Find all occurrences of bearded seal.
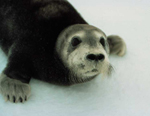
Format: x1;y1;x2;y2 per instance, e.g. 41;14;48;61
0;0;126;103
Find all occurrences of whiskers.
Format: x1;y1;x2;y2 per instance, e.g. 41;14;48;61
100;62;114;78
68;61;114;84
108;64;114;76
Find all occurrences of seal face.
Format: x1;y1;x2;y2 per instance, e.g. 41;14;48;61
56;24;112;83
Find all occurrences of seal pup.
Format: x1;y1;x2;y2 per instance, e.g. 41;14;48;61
0;0;126;103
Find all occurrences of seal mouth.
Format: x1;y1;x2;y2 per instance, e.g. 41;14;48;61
91;69;98;72
85;69;98;74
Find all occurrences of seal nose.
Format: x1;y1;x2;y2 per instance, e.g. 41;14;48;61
86;54;105;61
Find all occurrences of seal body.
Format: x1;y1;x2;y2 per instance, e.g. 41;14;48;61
0;0;126;103
0;0;88;85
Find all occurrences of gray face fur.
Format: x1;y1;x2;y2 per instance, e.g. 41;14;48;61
56;24;112;83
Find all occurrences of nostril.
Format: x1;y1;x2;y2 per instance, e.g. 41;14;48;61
87;54;96;61
97;54;105;61
87;54;105;61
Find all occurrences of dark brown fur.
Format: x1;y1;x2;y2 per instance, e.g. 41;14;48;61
0;0;87;85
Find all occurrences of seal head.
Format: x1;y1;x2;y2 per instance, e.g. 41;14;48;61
55;24;112;84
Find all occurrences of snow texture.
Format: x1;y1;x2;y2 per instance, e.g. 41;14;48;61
0;0;150;116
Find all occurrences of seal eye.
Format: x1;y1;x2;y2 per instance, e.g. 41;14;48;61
100;37;105;47
71;37;81;47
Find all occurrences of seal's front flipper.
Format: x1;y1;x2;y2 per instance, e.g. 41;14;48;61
107;35;126;56
0;73;31;103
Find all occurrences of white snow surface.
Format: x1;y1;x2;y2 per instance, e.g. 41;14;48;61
0;0;150;116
